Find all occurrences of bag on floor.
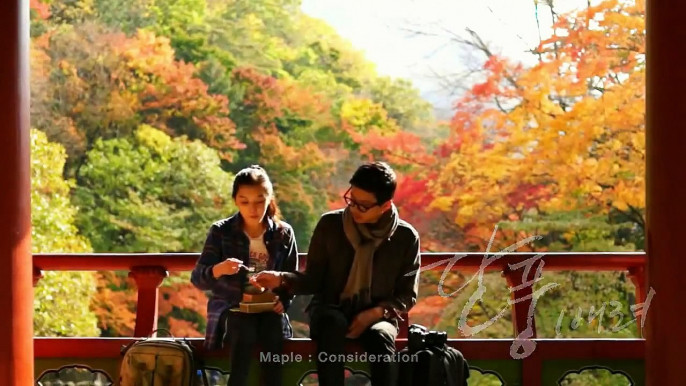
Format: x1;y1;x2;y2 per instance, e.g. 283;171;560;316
397;324;470;386
118;329;210;386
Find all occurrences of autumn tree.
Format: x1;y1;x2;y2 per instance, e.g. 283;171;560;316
227;67;336;248
117;29;244;159
426;0;645;240
31;22;243;177
353;0;645;350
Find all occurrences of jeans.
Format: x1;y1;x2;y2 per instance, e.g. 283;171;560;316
224;312;284;386
309;305;398;386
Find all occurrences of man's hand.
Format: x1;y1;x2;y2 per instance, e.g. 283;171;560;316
346;307;383;339
273;296;284;314
212;258;248;278
249;270;283;290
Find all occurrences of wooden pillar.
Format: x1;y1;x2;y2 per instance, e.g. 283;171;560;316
129;267;168;337
0;0;33;384
645;0;686;384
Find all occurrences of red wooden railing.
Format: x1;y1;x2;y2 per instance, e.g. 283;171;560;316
32;252;647;386
32;252;647;339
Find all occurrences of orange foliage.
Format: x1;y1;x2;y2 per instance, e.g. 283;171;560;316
30;0;50;20
168;318;204;338
409;295;452;327
159;283;208;319
31;25;244;165
115;30;244;160
230;67;337;213
91;272;137;336
92;273;210;338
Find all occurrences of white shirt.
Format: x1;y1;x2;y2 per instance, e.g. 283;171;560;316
246;231;269;272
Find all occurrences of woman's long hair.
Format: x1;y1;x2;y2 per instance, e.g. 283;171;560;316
231;165;282;222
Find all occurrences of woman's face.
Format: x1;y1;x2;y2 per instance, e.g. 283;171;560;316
234;184;270;226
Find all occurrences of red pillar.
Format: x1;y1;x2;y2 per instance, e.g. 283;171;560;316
645;0;686;384
0;0;33;384
129;267;168;337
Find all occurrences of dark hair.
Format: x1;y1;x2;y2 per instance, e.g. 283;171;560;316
231;165;281;222
349;161;397;204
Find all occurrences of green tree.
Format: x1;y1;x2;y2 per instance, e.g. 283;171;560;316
74;125;237;253
31;128;100;337
362;76;434;132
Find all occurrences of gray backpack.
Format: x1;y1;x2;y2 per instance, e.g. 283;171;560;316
119;329;209;386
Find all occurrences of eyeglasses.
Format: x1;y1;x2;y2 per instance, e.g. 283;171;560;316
343;188;378;213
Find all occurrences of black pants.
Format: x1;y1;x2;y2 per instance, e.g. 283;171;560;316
309;305;398;386
225;312;284;386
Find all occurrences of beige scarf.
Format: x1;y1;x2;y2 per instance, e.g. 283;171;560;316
340;203;399;308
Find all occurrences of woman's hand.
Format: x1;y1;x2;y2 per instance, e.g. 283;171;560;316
212;258;248;278
273;296;284;314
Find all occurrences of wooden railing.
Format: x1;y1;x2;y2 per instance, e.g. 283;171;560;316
32;252;648;386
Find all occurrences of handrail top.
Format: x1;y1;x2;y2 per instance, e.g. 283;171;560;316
32;336;646;342
33;251;647;257
32;251;646;273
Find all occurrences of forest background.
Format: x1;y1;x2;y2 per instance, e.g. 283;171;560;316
29;0;645;372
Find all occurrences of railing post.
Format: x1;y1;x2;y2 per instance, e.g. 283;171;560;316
129;266;168;337
521;346;542;386
0;0;33;384
503;264;539;339
397;312;409;339
627;266;646;338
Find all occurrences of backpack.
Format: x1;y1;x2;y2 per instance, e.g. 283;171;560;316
397;324;470;386
119;329;210;386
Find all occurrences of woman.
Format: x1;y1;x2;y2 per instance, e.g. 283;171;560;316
191;165;299;386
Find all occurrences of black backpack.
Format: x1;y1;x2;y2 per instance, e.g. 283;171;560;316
397;324;470;386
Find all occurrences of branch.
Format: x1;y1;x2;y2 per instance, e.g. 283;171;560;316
627;204;646;230
493;96;509;113
485;5;530;52
613;206;644;230
426;66;479;98
533;1;544;62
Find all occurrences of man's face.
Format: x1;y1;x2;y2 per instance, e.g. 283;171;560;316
344;186;390;224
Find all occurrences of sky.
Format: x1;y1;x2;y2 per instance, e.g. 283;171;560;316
300;0;590;118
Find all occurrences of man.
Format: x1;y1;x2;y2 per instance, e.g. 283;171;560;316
251;161;421;386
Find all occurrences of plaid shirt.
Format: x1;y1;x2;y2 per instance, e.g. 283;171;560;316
190;213;299;350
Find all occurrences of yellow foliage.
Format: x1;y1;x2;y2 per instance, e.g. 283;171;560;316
340;97;399;134
427;0;645;231
30;129;100;337
429;196;456;212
